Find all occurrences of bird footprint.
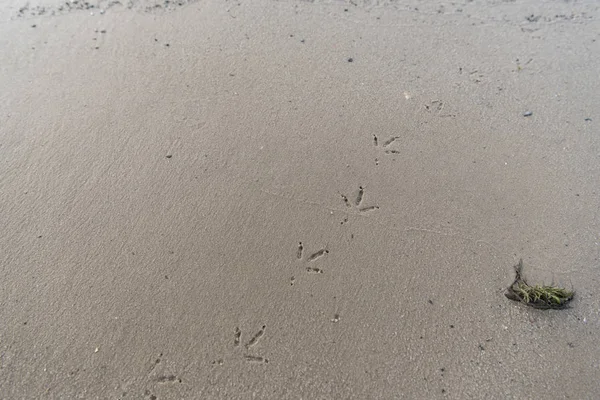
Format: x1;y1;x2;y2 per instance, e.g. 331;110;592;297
340;186;379;213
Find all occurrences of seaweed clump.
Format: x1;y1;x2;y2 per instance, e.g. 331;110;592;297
505;259;574;310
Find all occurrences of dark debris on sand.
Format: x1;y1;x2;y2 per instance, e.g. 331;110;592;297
505;259;574;310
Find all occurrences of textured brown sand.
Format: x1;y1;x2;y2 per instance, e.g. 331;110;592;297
1;0;599;398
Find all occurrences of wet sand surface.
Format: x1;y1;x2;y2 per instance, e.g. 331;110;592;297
1;0;599;398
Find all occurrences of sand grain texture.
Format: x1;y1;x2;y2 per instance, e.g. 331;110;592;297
1;0;599;398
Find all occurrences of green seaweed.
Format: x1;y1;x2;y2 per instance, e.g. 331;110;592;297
505;259;574;310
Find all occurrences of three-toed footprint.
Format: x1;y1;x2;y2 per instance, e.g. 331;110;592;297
211;325;269;366
340;186;379;213
372;134;401;155
295;242;328;274
236;325;268;364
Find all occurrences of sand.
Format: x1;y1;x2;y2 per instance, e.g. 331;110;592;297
1;0;599;398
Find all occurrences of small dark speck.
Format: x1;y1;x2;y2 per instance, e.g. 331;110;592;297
37;235;42;238
100;30;106;33
450;325;454;328
154;38;158;42
575;193;580;196
300;39;305;43
95;47;99;50
442;389;446;394
428;299;433;305
344;8;348;11
479;344;485;351
347;57;354;62
165;275;169;279
584;118;592;122
23;321;28;325
567;342;575;348
31;24;37;28
419;336;423;339
165;43;170;47
289;34;294;37
150;396;157;400
523;111;533;117
440;368;445;372
166;155;172;158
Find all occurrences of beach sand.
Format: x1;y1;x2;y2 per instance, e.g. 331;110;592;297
1;0;599;398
